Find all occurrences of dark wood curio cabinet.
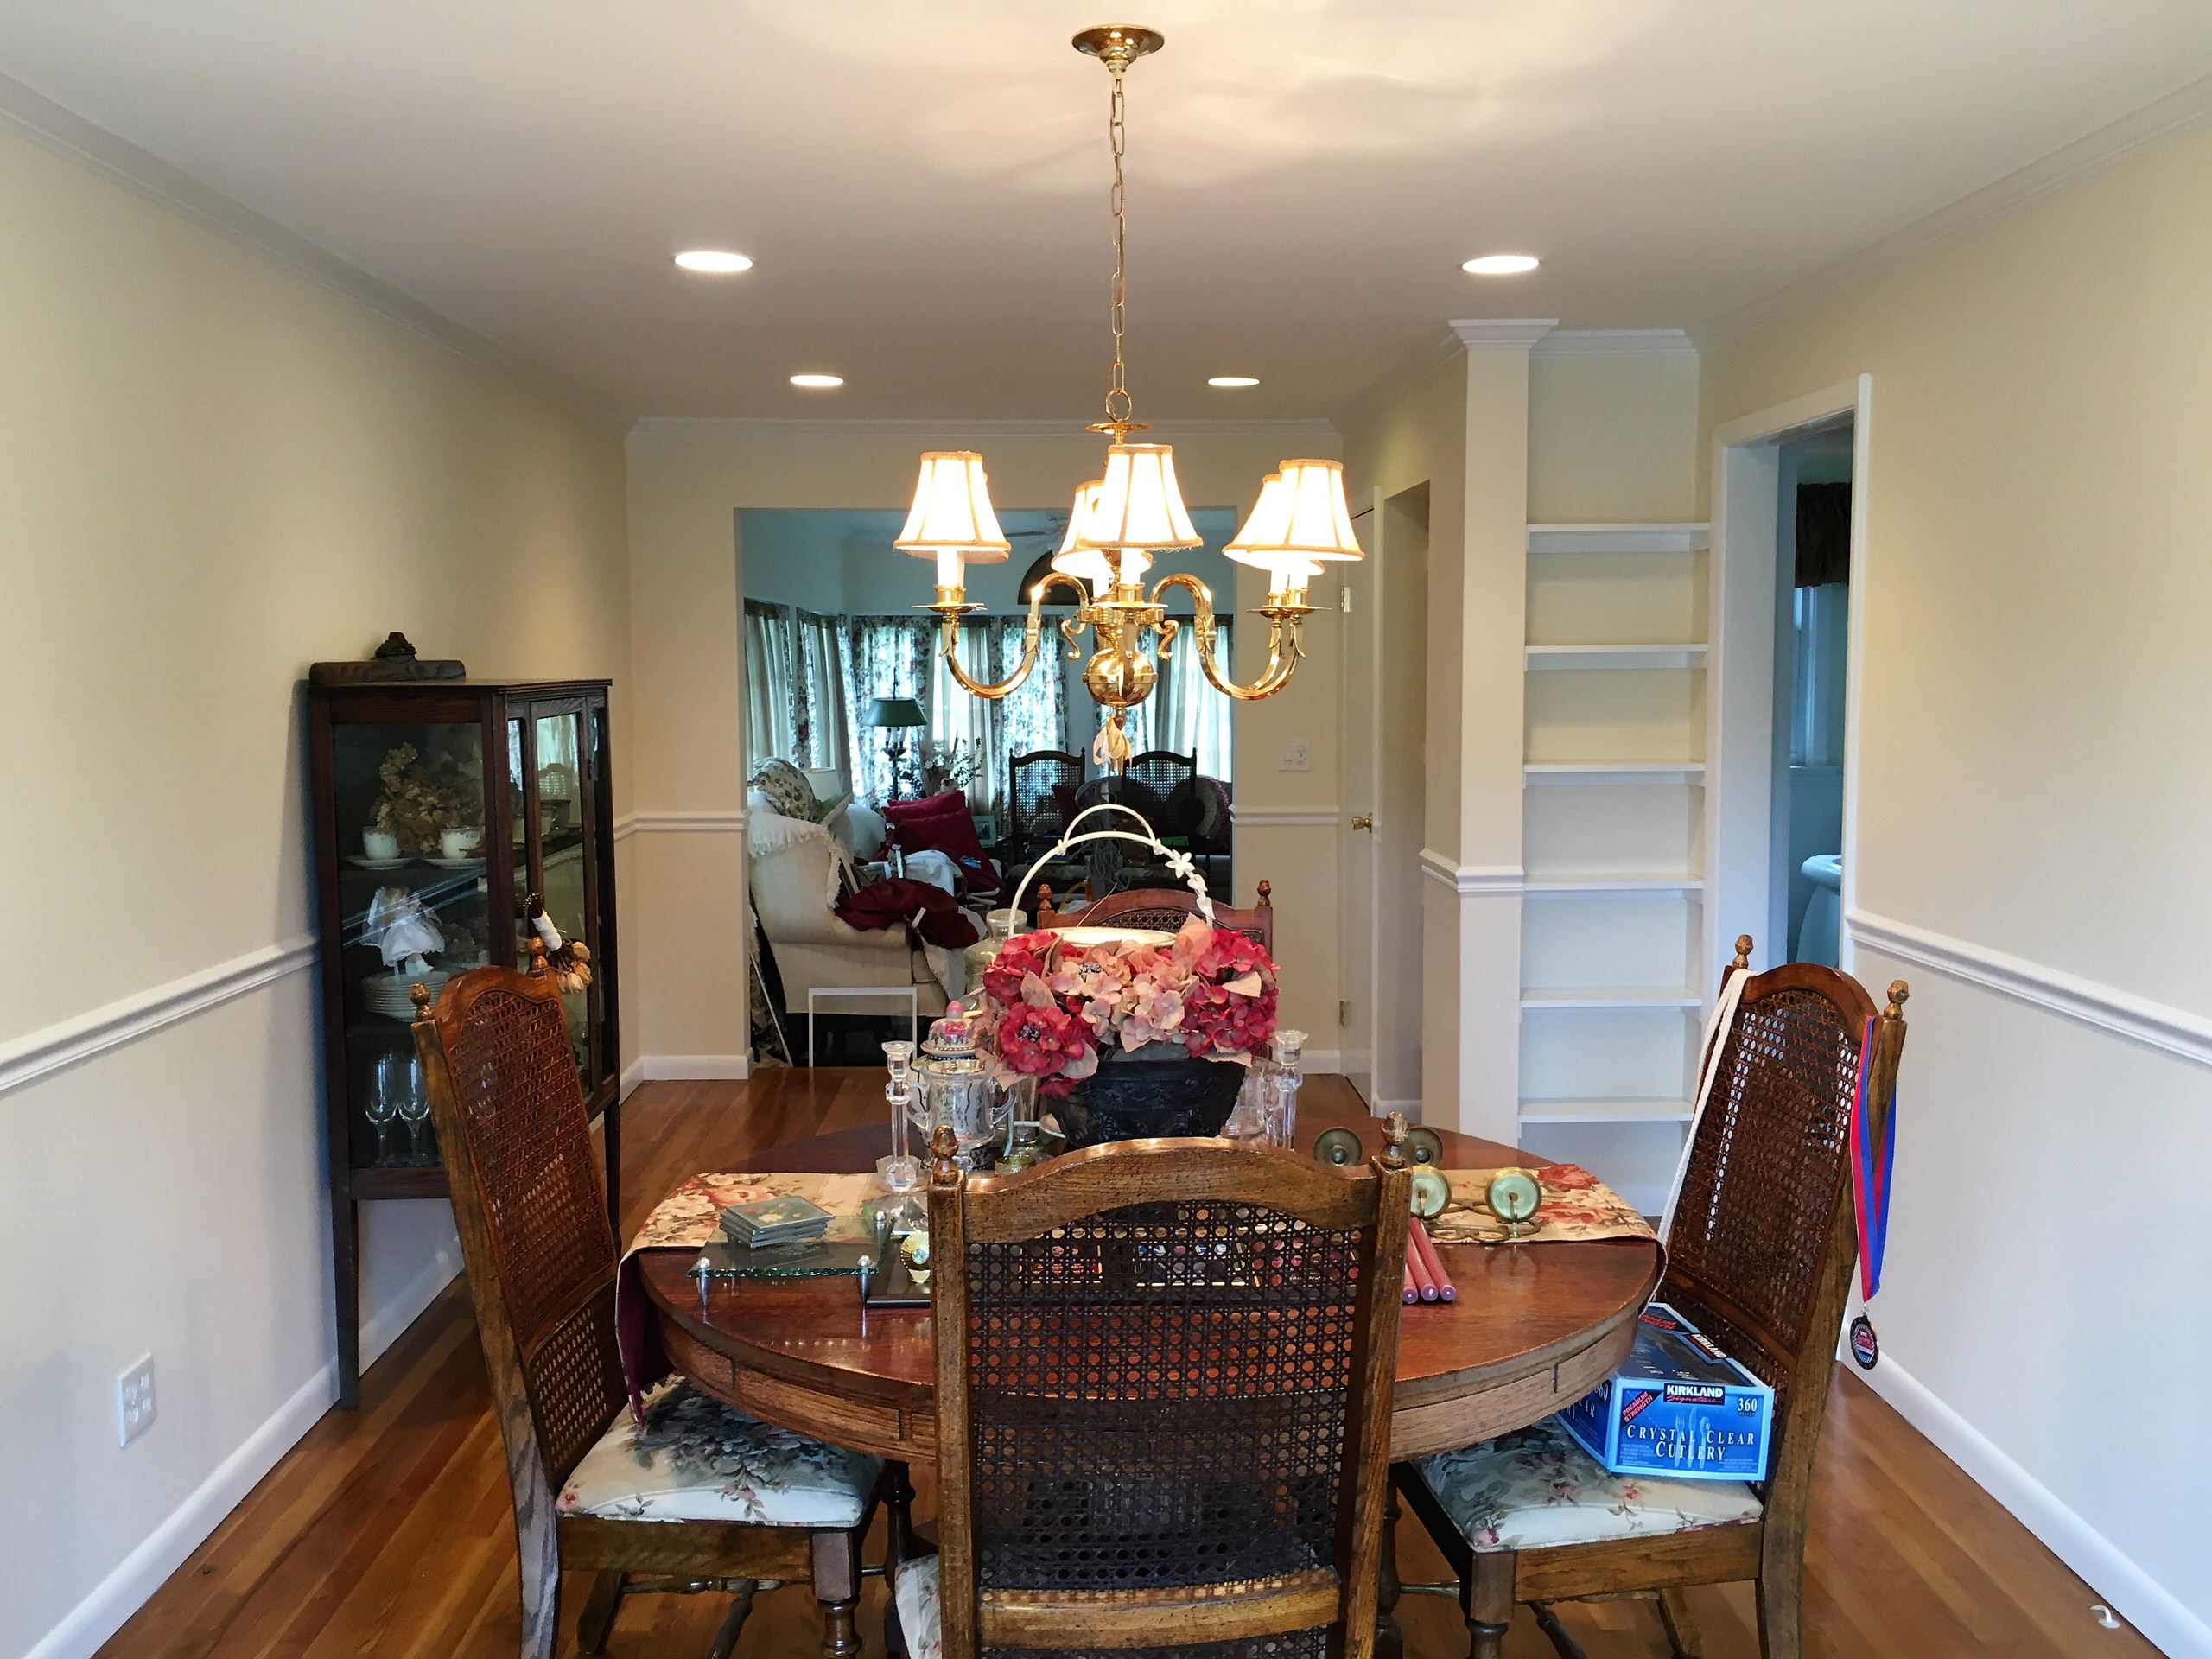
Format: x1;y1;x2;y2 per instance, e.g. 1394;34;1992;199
307;662;619;1407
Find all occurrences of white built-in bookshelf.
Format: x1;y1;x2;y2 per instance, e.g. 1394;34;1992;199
1518;522;1710;1212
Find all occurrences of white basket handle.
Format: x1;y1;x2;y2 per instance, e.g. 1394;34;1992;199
1013;801;1216;926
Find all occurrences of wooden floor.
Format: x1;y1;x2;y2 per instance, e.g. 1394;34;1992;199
98;1071;2158;1659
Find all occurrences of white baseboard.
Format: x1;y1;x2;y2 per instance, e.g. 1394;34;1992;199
1300;1048;1343;1074
619;1058;645;1098
27;1243;462;1659
1866;1356;2209;1659
639;1054;751;1082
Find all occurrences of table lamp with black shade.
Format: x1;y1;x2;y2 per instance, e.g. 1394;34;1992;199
866;696;928;801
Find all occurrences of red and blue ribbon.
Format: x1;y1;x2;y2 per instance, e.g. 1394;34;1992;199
1847;1014;1895;1300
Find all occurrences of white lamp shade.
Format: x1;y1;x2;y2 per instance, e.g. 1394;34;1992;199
1224;473;1321;588
1076;443;1202;552
1234;459;1363;563
1050;480;1116;590
895;451;1012;563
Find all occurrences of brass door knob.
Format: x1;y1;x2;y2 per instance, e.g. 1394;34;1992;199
1351;814;1375;832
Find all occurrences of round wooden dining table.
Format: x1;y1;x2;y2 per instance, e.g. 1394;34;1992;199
640;1103;1662;1464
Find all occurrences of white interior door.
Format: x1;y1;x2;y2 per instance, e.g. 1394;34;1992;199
1336;499;1382;1106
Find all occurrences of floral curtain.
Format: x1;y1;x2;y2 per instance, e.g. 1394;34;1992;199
744;601;849;779
742;600;798;774
840;616;937;803
1115;619;1232;779
930;619;1066;821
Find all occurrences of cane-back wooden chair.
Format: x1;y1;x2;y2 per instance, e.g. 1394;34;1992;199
411;956;883;1659
893;1124;1414;1659
1007;748;1087;852
1124;747;1198;798
1396;940;1910;1659
1040;880;1274;954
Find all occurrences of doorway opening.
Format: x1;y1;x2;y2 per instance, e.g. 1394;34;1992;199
1338;482;1429;1113
1772;424;1853;966
1707;376;1869;983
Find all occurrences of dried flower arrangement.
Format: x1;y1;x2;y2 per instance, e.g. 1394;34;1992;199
369;742;482;852
973;916;1278;1095
891;737;978;800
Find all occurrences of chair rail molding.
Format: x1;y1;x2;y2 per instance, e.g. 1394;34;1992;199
0;934;319;1101
1417;850;1525;895
1848;908;2212;1070
620;810;747;838
1236;806;1341;829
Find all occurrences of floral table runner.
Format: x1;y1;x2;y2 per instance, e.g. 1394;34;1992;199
616;1172;882;1420
1427;1165;1655;1247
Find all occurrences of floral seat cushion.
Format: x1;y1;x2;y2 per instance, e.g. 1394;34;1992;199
556;1379;880;1528
1414;1415;1762;1552
892;1554;942;1659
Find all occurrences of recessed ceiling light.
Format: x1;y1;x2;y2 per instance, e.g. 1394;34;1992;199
1462;253;1540;276
1208;376;1260;388
790;373;844;389
674;249;754;273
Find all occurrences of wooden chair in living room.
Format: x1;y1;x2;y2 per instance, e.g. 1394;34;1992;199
1395;941;1910;1659
889;1122;1414;1659
411;952;884;1659
1039;879;1274;952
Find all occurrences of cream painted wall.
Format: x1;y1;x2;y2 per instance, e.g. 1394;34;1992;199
1700;127;2212;1655
623;422;1347;1064
1528;349;1701;524
0;126;630;1659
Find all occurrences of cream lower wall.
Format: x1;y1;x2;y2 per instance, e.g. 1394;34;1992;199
623;423;1347;1063
1701;127;2212;1655
0;126;630;1659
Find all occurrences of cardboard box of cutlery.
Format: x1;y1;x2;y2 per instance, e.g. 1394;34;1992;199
1559;1301;1773;1482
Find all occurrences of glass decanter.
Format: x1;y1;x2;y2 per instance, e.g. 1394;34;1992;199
962;906;1024;999
1260;1028;1310;1148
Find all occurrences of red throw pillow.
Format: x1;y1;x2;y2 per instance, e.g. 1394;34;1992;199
882;791;994;874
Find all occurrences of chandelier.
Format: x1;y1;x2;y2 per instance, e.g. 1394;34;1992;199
893;24;1363;770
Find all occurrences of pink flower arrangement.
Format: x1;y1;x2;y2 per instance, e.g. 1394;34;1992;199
973;916;1280;1095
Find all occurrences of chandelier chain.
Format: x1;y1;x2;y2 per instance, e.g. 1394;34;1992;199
1104;64;1132;427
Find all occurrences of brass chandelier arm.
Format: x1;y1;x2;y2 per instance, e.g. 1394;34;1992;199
931;572;1095;700
1148;573;1306;702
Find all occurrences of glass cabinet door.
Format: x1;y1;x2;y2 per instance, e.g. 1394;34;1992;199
330;718;491;1168
509;699;608;1096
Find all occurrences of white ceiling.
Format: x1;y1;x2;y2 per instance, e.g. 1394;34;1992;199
1;1;2207;419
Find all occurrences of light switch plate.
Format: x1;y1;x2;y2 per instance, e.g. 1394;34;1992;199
1279;741;1311;772
117;1355;156;1446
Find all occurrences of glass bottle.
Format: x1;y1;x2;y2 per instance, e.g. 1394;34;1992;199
1262;1028;1310;1148
962;906;1025;1001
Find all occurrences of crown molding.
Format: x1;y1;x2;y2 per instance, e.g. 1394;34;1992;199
1705;71;2212;347
1534;329;1697;358
627;416;1339;442
0;71;620;426
1448;319;1559;350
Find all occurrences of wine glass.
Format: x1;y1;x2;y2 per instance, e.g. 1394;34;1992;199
364;1052;401;1164
393;1052;433;1164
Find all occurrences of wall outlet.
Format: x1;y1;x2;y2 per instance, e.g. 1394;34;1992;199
1279;741;1311;772
117;1355;156;1447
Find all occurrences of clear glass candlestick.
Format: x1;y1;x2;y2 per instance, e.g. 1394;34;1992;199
1262;1028;1308;1147
877;1039;925;1234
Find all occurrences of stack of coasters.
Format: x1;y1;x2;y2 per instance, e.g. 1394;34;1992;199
720;1193;833;1250
1560;1301;1774;1482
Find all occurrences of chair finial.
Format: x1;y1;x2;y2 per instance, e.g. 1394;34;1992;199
409;982;432;1016
1732;934;1754;972
1378;1110;1408;1171
929;1122;963;1187
1885;980;1910;1019
1257;879;1272;909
